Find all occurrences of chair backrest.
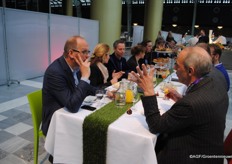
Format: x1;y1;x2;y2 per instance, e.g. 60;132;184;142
27;90;42;132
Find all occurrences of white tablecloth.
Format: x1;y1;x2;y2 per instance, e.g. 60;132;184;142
45;79;186;164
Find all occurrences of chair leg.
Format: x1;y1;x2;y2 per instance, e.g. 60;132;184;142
34;134;39;164
40;153;49;164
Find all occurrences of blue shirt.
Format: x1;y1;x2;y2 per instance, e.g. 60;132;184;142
215;63;230;91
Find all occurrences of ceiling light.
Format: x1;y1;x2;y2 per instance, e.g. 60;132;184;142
217;26;223;29
194;25;199;28
172;24;177;27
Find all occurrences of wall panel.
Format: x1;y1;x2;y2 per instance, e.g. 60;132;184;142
0;8;99;85
0;8;7;85
5;8;49;81
50;14;80;62
79;18;99;53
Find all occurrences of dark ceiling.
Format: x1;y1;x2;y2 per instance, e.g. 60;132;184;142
2;0;232;36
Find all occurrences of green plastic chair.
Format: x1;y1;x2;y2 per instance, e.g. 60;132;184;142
27;89;45;164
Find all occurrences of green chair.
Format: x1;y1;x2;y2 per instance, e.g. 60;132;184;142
27;89;45;164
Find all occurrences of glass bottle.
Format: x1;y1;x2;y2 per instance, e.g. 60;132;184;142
115;81;126;106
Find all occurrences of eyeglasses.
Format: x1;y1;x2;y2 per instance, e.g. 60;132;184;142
72;49;90;55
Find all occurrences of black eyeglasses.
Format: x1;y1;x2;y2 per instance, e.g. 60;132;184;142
72;49;90;55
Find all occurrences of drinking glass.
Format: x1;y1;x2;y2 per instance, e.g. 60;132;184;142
162;82;176;100
153;69;157;87
96;90;104;100
131;83;139;110
161;69;168;80
95;89;104;107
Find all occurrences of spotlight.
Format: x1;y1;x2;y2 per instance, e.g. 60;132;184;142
172;24;177;27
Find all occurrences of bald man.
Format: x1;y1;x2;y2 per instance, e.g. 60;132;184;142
130;47;228;164
42;36;96;136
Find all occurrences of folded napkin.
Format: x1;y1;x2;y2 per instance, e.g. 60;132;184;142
171;72;179;81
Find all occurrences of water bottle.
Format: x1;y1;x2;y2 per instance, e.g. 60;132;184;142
115;81;126;106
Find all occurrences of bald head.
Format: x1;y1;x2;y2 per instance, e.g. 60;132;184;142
62;35;90;69
63;36;87;56
180;47;212;78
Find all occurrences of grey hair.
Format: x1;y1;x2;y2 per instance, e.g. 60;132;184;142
183;47;212;78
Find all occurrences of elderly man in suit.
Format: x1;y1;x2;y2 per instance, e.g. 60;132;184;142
129;47;228;164
42;36;96;137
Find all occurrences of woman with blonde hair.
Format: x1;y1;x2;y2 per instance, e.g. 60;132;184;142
89;43;124;88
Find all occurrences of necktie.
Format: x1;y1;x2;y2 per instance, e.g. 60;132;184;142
73;70;79;86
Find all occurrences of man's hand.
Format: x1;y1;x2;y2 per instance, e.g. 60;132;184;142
129;64;155;96
73;54;91;79
166;88;183;102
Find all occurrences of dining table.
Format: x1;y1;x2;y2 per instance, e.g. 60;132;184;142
44;73;187;164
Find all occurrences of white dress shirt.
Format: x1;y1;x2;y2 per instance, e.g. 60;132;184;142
187;36;199;46
213;35;227;45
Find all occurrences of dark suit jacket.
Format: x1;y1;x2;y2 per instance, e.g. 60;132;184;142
89;63;111;89
139;52;152;65
42;56;96;136
141;76;228;164
127;55;139;73
209;66;228;92
105;53;129;81
198;35;209;43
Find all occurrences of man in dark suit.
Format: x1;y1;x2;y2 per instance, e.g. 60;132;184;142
129;47;228;164
42;36;96;136
198;29;209;43
106;39;130;81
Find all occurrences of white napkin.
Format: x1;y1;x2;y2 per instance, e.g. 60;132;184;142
171;72;178;81
83;96;97;105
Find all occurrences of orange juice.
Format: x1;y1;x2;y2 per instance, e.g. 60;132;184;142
125;89;134;103
161;73;167;79
164;88;169;95
163;88;170;100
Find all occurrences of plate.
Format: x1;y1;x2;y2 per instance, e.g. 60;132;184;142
155;50;173;54
153;58;169;64
84;96;97;104
155;48;172;53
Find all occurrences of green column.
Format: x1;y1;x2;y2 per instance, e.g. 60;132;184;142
63;0;73;16
143;0;164;43
90;0;122;49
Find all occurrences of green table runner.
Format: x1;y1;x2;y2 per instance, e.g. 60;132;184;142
82;75;168;164
83;102;132;164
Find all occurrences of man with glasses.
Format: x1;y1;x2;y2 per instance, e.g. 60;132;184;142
42;35;96;138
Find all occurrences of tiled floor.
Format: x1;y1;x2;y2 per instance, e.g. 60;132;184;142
0;72;232;164
0;76;50;164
